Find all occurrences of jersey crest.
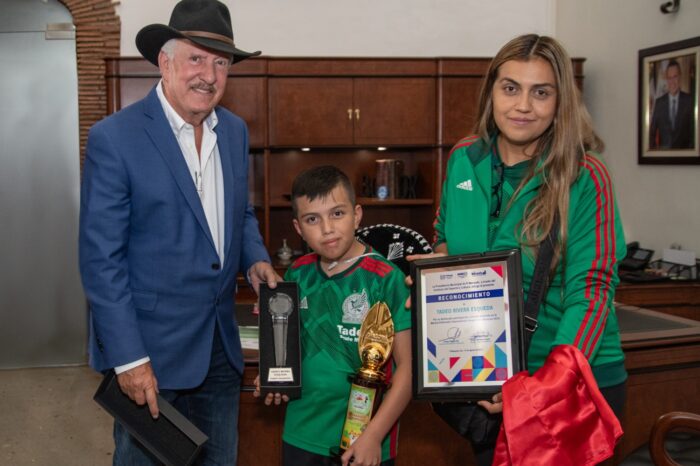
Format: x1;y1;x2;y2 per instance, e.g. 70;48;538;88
342;289;370;324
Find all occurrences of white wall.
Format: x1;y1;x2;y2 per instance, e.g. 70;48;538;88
117;0;554;57
556;0;700;259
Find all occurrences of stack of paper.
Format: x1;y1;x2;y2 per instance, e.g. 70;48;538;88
239;326;259;350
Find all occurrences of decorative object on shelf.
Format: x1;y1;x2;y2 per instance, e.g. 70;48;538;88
277;238;293;265
638;36;700;164
375;159;403;200
399;175;418;199
356;223;433;275
360;175;376;198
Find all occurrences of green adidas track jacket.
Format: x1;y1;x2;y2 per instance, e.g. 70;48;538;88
434;136;627;387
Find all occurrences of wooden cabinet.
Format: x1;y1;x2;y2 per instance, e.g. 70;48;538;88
268;59;436;147
616;281;700;321
269;78;354;147
438;59;490;147
259;147;438;255
218;59;268;149
262;58;440;253
352;77;435;146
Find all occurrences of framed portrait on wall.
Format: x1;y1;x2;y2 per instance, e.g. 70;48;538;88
638;36;699;164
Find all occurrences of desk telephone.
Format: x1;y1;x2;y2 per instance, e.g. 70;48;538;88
620;242;654;271
619;242;670;283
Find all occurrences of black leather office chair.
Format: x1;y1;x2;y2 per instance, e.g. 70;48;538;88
621;411;700;466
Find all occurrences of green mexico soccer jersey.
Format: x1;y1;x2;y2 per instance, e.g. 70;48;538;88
282;249;411;460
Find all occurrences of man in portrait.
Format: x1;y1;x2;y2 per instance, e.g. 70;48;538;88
649;59;695;150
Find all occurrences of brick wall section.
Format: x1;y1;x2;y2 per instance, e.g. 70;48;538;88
59;0;120;168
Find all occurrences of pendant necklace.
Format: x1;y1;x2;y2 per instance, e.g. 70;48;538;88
327;252;382;271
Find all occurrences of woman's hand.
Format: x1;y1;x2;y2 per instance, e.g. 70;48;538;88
252;375;289;405
403;251;447;308
477;392;503;414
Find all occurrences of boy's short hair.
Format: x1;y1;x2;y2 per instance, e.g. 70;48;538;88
291;165;356;217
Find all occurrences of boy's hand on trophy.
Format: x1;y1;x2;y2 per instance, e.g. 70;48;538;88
253;375;289;406
341;430;382;466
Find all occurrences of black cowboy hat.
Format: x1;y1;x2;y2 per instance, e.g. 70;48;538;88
135;0;261;66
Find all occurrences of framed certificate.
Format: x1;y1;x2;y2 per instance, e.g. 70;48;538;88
410;249;525;401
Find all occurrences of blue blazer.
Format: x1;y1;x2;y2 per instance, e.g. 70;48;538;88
79;88;269;389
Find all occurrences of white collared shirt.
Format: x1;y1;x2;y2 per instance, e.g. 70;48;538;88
156;81;225;265
114;83;227;375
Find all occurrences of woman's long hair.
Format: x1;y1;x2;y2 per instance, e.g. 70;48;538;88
475;34;604;262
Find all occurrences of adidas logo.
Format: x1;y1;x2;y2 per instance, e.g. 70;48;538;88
456;180;473;191
300;296;308;309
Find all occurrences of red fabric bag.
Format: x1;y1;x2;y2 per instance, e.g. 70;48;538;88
493;345;623;466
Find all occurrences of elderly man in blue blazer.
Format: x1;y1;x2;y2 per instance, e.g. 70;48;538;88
79;1;277;464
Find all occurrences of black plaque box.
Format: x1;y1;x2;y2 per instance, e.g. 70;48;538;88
259;281;302;399
94;371;208;466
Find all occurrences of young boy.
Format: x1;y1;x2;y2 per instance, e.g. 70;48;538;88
255;165;412;466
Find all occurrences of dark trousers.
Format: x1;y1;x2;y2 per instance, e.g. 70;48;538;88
472;381;627;466
282;441;396;466
113;327;242;466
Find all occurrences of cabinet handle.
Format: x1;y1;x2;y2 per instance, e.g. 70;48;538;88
347;108;353;120
355;108;360;120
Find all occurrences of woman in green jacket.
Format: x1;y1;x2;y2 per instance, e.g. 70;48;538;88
429;34;627;465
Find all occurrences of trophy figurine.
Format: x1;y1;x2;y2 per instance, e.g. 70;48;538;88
268;292;294;367
339;302;395;451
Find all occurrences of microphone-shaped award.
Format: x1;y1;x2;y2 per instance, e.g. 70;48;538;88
259;282;301;399
339;302;394;451
269;292;293;367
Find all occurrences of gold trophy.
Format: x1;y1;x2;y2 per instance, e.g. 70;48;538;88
339;302;395;451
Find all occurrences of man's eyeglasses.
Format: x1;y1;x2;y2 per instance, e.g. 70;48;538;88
491;161;505;217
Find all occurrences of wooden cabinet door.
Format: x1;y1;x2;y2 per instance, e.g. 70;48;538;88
269;77;354;146
116;77;158;111
440;76;482;146
353;77;436;146
220;77;267;149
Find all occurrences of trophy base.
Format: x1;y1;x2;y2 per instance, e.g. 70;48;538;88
339;376;385;451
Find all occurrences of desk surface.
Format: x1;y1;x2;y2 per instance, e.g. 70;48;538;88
616;303;700;348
